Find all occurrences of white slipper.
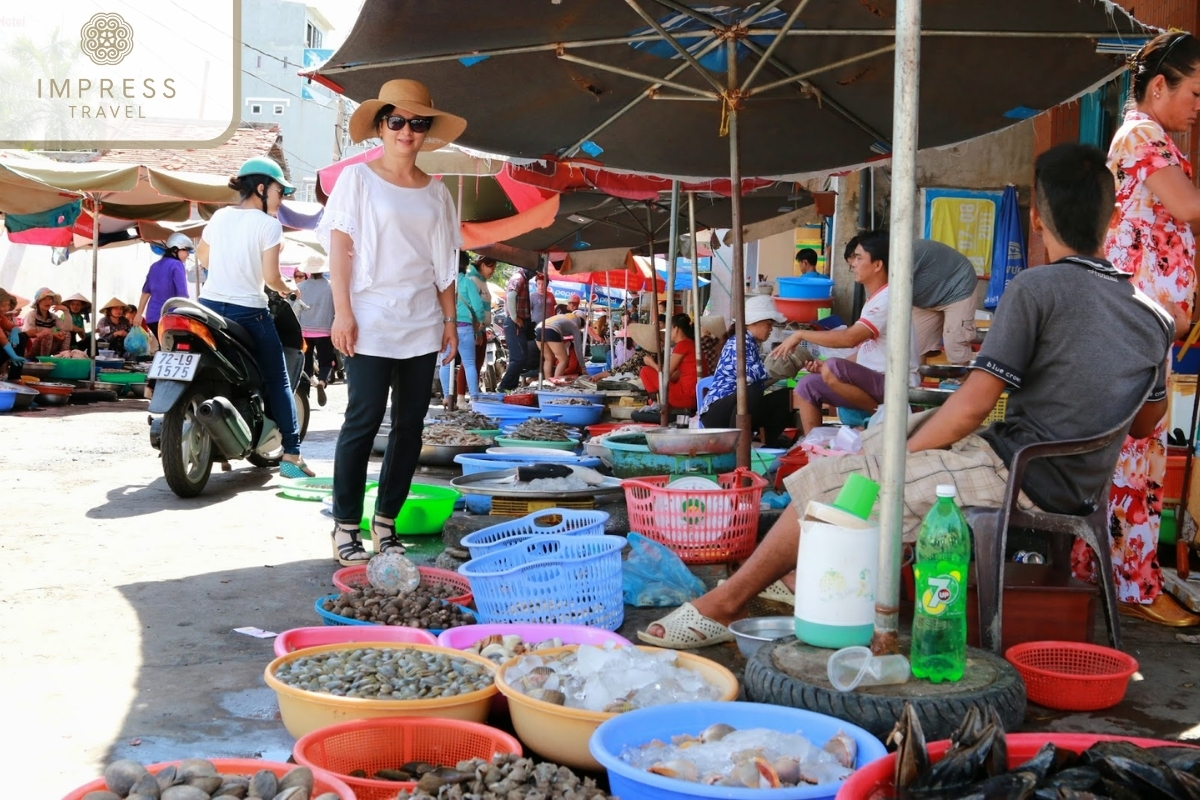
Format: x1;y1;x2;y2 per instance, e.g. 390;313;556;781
637;602;734;649
758;580;795;605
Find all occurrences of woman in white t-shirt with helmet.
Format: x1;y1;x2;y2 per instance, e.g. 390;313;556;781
197;156;313;479
317;79;464;566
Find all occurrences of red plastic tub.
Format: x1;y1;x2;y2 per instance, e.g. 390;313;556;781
836;733;1194;799
62;758;356;800
332;565;473;606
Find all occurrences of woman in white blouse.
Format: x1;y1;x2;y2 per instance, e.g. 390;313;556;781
317;80;465;566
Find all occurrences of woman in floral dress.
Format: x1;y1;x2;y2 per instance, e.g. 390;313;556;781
1071;32;1200;626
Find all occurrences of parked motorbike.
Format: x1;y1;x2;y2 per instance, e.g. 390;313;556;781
147;294;310;498
480;319;508;393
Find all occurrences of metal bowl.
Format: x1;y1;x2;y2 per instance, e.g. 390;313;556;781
0;381;38;409
36;390;71;407
643;427;741;456
419;442;490;467
21;362;55;379
908;387;957;407
728;616;796;659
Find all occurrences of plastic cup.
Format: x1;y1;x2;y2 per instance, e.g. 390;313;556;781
832;473;880;520
827;646;911;692
817;307;832;319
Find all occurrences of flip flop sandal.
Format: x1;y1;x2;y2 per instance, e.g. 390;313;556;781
637;602;733;649
757;580;795;605
280;456;315;479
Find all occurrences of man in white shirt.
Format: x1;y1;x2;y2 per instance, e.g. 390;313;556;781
771;230;918;433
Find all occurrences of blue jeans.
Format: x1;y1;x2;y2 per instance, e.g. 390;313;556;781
499;316;530;390
438;322;479;398
332;351;437;524
199;299;300;454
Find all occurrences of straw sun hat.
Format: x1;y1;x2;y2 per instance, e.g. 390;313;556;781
624;322;660;354
100;297;127;313
348;79;467;149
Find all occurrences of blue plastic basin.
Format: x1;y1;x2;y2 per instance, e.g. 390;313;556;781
777;275;834;300
589;701;888;800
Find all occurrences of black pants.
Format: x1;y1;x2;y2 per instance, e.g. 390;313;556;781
700;384;795;446
332;351;437;525
303;335;337;384
499;316;532;390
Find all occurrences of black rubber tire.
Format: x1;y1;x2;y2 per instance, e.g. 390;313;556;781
743;640;1027;742
160;386;214;498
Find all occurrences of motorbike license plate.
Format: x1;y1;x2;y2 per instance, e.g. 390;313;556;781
148;352;200;382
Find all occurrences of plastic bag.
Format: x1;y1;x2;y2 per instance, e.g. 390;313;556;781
125;326;150;357
621;532;707;607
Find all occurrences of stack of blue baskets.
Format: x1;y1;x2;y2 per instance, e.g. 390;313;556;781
458;508;625;630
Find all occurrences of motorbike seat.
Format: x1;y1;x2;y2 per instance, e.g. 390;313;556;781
161;297;258;354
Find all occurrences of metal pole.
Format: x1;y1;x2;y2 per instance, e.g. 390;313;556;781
662;180;681;426
727;40;750;469
688;192;702;387
89;195;100;384
538;254;548;389
872;0;921;657
647;205;662;411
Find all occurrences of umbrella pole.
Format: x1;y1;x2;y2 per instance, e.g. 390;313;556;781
662;180;681;426
726;41;751;469
688;191;701;388
538;254;548;389
872;0;921;657
90;195;100;384
646;205;662;410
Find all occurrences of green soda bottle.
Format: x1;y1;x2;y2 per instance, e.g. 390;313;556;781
911;484;971;683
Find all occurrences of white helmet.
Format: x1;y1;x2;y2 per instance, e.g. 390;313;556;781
165;232;194;251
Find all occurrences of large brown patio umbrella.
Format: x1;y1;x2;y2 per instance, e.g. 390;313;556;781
311;0;1151;647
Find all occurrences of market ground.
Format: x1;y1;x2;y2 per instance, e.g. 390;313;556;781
7;390;1200;797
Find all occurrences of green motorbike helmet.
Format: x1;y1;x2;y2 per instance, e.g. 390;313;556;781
237;156;295;196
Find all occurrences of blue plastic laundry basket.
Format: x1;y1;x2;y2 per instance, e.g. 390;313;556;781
458;535;625;629
460;508;610;559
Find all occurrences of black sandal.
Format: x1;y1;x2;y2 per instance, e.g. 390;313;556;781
372;514;406;555
331;523;369;566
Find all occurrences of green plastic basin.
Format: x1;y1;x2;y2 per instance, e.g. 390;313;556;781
39;357;91;380
358;483;461;537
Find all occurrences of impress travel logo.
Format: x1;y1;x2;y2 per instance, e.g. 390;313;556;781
0;1;240;148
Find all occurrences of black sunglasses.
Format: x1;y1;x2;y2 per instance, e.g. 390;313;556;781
384;115;434;133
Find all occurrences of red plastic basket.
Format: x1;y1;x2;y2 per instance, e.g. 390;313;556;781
1005;641;1138;711
623;468;768;564
62;759;356;800
292;717;522;800
332;565;473;606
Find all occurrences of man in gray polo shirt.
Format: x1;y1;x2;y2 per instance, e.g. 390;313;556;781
912;239;980;364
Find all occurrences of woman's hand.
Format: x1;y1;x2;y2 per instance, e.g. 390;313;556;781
441;321;458;365
131;313;142;328
770;333;801;360
332;313;359;358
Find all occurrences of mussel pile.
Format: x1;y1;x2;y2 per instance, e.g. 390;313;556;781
322;587;475;629
510;419;574;442
883;703;1200;799
273;647;492;700
86;760;337;800
395;754;613;799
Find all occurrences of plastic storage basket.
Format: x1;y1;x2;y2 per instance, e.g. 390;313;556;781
332;565;473;605
293;717;522;800
460;508;610;560
624;469;768;564
1004;641;1138;711
314;594;475;633
458;535;625;629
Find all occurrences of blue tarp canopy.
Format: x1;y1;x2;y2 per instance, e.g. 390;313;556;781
655;267;710;291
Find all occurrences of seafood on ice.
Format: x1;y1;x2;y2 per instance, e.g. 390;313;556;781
622;725;858;788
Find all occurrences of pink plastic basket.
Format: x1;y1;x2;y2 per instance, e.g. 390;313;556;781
623;469;768;564
273;625;437;658
332;565;473;606
436;622;632;650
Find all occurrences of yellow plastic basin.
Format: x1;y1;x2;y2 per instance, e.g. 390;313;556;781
264;642;498;738
494;644;739;771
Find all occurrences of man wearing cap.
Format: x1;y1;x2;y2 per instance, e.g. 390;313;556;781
772;230;919;434
500;267;533;390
